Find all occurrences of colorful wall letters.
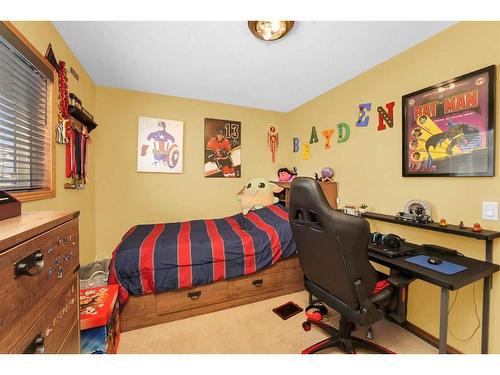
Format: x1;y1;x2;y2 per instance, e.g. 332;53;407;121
356;103;372;127
322;129;334;149
309;126;319;144
337;123;350;143
377;101;395;131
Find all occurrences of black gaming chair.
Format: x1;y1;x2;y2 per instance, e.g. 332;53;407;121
289;177;411;354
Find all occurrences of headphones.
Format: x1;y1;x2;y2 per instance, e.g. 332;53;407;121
305;304;328;321
371;232;404;249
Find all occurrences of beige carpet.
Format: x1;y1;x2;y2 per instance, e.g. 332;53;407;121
118;291;437;354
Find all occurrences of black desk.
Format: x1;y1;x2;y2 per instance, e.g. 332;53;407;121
368;243;499;354
363;211;500;354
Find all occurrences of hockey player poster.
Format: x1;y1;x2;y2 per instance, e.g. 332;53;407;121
402;65;495;177
204;118;241;178
137;116;183;173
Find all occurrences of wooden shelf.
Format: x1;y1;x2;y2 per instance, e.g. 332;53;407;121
68;105;98;132
363;211;500;241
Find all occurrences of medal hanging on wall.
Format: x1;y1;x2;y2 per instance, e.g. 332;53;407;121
57;60;90;190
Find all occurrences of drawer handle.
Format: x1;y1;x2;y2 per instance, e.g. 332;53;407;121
187;291;202;300
252;279;264;287
14;250;44;278
23;334;45;354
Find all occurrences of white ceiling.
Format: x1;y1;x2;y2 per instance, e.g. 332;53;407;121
53;21;454;112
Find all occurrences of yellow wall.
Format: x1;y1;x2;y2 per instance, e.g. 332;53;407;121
9;21;500;353
286;22;500;353
93;87;290;258
10;22;97;264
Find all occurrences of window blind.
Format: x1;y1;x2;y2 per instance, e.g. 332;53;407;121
0;34;50;192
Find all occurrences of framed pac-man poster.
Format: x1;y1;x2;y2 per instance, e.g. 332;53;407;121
402;65;495;177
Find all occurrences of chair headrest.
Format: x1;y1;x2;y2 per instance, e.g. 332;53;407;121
290;177;330;211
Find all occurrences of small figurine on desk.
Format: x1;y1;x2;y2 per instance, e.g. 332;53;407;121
359;204;368;214
439;218;447;227
459;221;466;229
472;223;483;233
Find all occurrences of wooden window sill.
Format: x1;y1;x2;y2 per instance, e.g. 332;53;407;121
11;189;55;203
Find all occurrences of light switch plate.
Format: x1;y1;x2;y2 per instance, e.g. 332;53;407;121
482;202;498;221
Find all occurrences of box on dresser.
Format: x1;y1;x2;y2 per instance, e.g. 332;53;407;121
0;211;80;354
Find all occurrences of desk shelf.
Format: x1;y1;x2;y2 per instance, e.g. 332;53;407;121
362;211;500;241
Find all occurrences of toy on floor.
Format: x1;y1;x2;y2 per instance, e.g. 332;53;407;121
237;178;283;215
277;167;297;182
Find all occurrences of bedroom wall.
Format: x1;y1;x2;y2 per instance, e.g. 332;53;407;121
11;21;97;264
286;22;500;353
93;86;290;258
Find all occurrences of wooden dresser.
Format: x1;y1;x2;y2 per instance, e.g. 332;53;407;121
0;211;80;354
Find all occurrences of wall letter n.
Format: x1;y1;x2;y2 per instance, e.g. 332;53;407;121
377;101;395;131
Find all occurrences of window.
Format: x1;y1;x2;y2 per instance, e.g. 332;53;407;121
0;22;55;201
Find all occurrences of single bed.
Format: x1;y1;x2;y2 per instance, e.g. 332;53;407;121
109;203;297;305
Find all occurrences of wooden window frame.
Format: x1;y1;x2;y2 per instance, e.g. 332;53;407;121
0;21;56;202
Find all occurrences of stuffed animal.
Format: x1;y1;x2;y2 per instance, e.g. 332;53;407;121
237;178;284;215
277;167;297;182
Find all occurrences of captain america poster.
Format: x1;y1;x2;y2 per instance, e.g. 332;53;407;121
402;66;495;177
204;118;241;178
137;116;183;173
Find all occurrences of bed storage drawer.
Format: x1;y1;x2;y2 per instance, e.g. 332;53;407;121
0;218;79;352
228;271;284;299
9;274;79;354
284;256;304;289
156;281;229;315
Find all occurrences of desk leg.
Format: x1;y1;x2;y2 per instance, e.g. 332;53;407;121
439;288;449;354
481;240;493;354
481;277;490;354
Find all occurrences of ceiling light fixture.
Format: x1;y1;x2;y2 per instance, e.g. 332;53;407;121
248;21;295;41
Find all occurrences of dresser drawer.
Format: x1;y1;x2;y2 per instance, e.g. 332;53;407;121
10;275;79;354
0;219;79;352
228;271;284;299
57;321;80;354
156;281;228;315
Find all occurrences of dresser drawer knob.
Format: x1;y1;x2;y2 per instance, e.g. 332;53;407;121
14;250;44;278
187;291;202;300
23;334;45;354
252;279;264;287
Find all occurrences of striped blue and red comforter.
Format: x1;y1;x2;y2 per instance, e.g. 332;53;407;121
109;204;296;304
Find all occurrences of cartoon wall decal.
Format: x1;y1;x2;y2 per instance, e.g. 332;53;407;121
377;101;395;131
309;126;319;144
303;143;311;160
322;129;334;149
337;123;350;143
138;117;184;173
267;126;279;163
293;137;300;152
356;103;372;127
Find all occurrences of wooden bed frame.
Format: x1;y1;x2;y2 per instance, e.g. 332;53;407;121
120;256;305;332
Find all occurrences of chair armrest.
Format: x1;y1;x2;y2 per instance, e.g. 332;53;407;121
387;273;414;288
